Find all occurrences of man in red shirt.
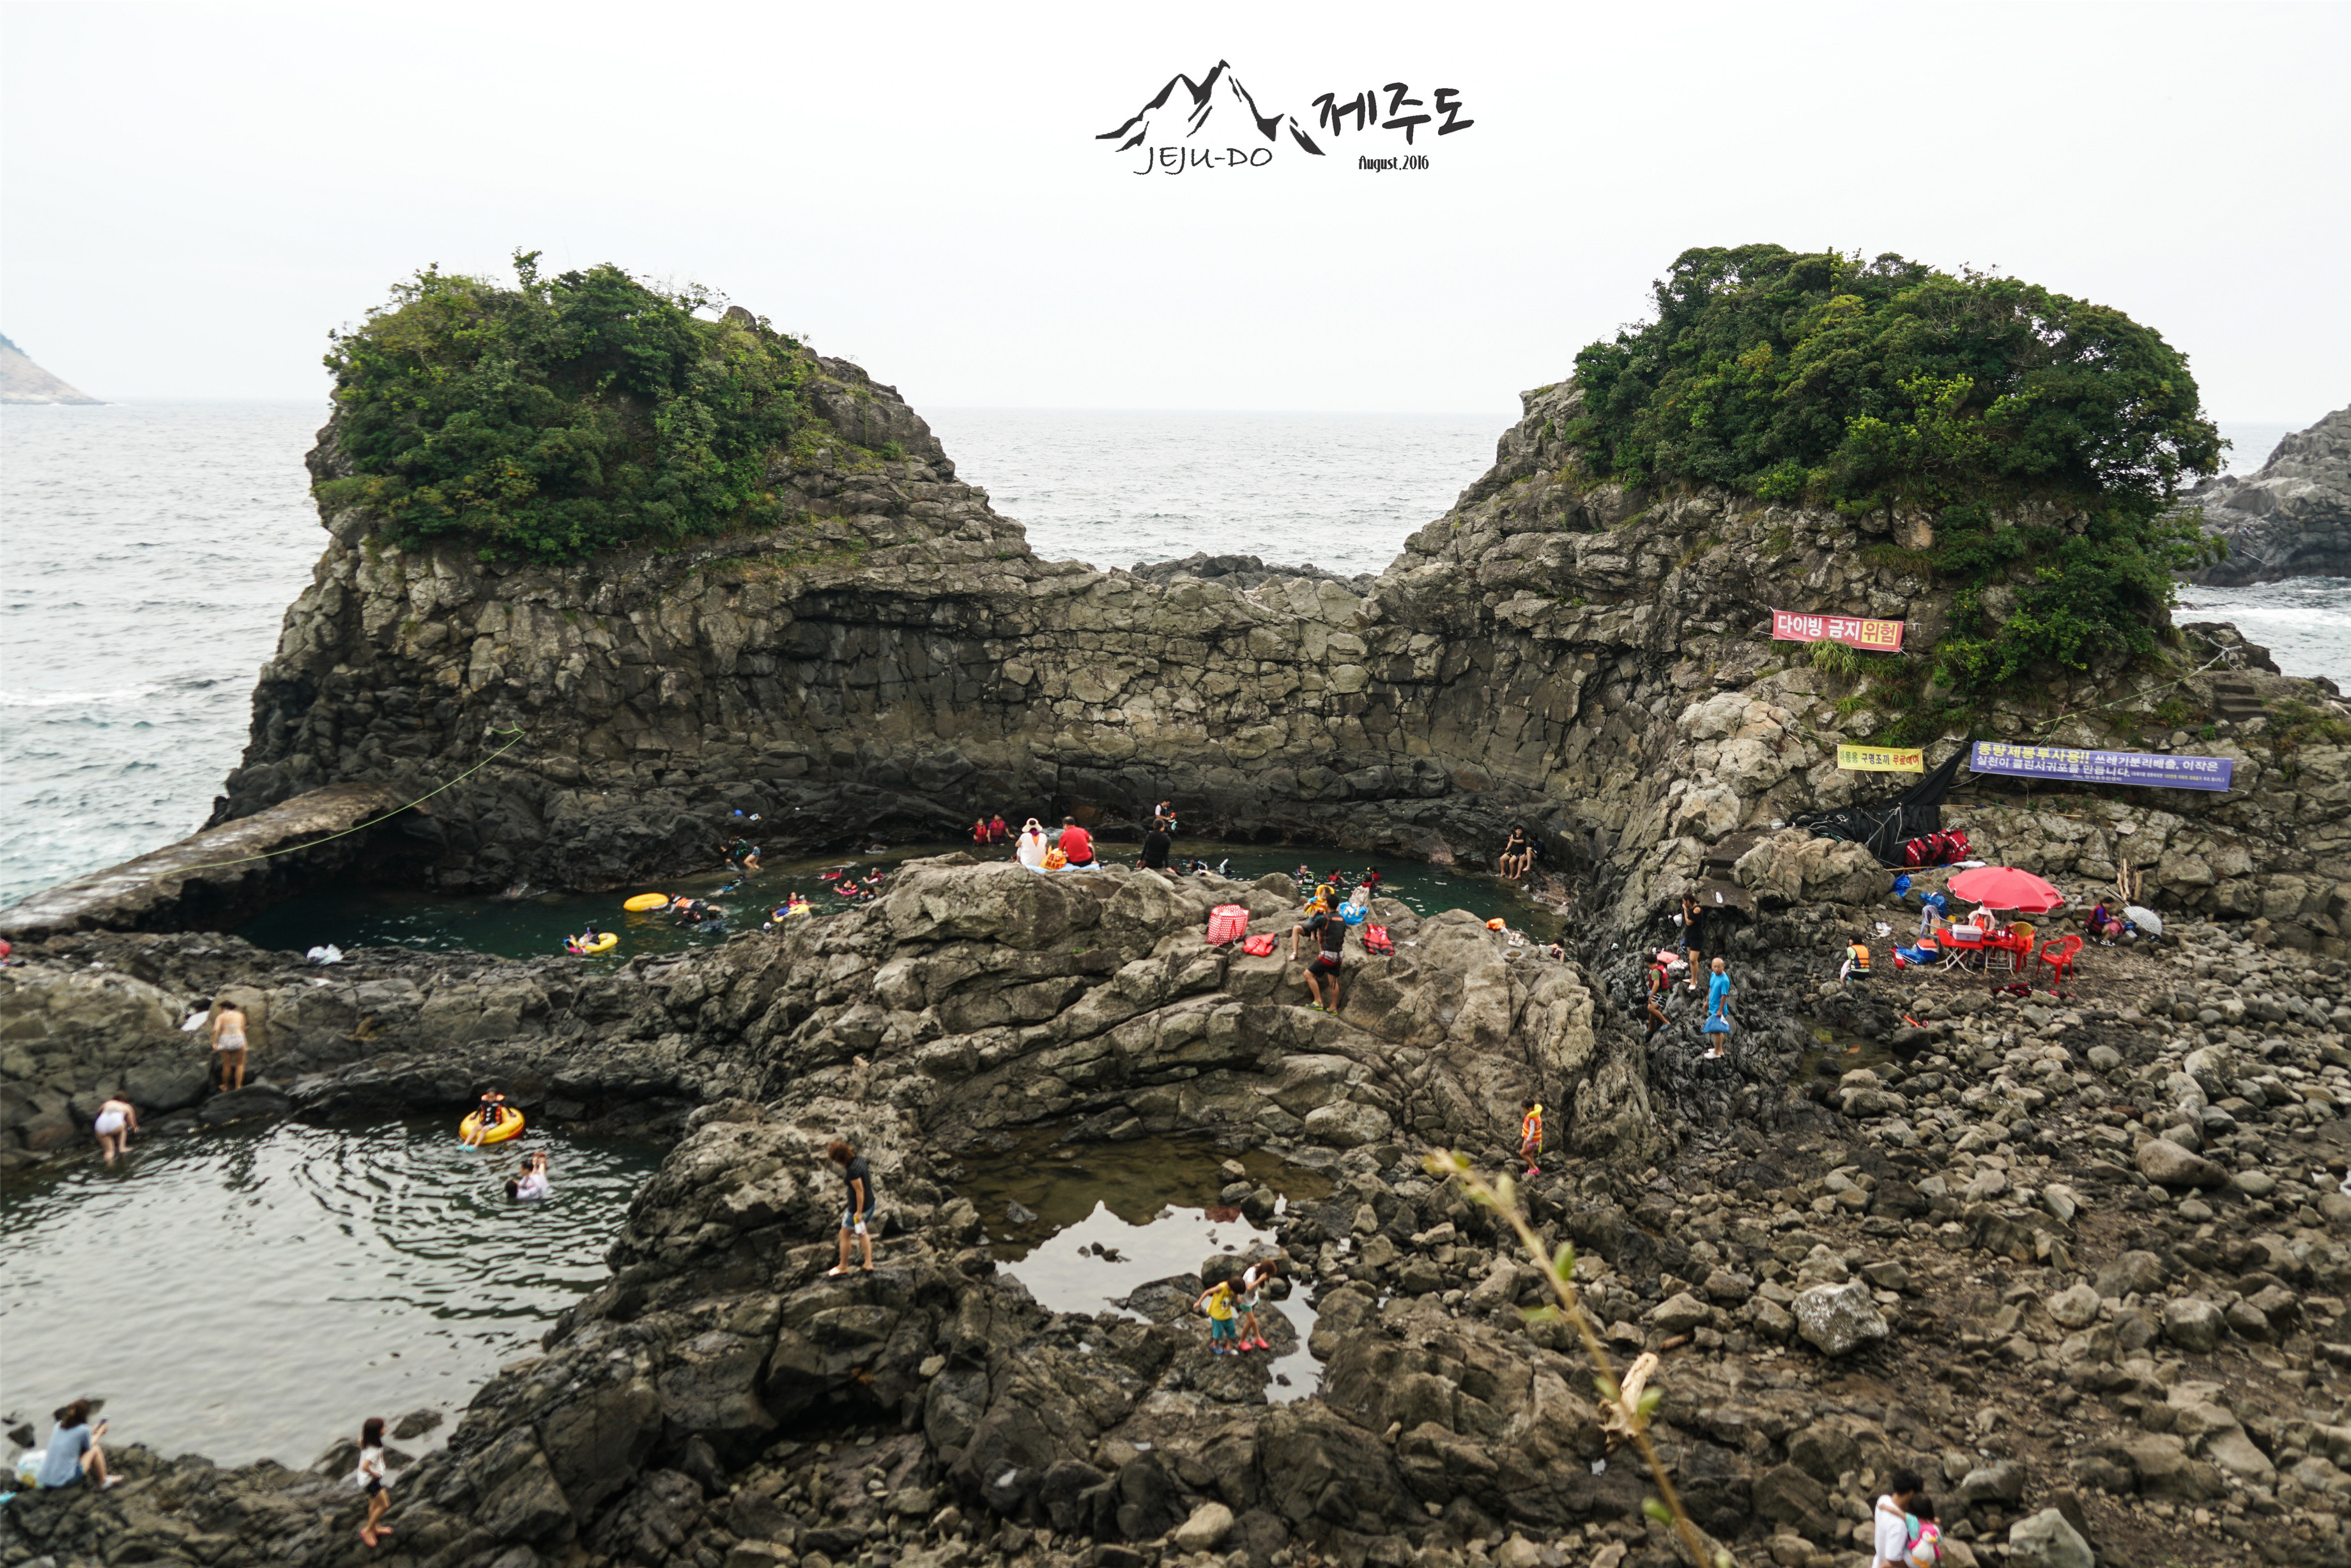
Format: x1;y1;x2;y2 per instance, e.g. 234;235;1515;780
1057;816;1098;868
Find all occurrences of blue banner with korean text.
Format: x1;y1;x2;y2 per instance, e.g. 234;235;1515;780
1968;742;2233;792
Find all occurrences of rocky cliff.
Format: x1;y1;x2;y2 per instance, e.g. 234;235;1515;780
212;360;2350;954
2184;408;2351;586
0;331;102;404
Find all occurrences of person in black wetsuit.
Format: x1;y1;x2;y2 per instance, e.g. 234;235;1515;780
1140;820;1174;871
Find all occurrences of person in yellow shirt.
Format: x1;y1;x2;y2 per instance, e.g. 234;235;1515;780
1518;1100;1543;1176
1196;1279;1240;1355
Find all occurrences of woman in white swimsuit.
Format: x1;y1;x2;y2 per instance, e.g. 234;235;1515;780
211;1001;250;1092
92;1097;139;1165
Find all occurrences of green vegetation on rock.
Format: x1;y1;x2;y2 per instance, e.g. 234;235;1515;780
1565;244;2225;694
316;252;809;563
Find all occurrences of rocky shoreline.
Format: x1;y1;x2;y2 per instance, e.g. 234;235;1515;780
6;851;2351;1568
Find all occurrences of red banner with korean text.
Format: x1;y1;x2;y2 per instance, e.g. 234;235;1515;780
1770;610;1905;652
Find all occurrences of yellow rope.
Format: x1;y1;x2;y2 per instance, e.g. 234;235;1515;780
158;727;528;880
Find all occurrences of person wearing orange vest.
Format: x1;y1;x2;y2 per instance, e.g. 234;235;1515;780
1518;1100;1543;1176
1841;940;1872;981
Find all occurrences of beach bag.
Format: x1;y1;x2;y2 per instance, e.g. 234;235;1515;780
1340;903;1367;925
1043;847;1067;871
1703;1014;1731;1035
1205;904;1248;946
1362;924;1394;955
1239;933;1276;957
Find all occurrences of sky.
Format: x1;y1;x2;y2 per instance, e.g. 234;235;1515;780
3;1;2347;421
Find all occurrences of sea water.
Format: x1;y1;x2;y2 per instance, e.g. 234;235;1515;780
2;404;2340;908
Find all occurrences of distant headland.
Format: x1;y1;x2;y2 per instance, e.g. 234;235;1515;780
0;331;103;404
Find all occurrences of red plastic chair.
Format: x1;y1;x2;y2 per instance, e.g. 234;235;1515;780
2035;934;2083;989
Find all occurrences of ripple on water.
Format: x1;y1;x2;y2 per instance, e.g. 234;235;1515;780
0;1118;660;1467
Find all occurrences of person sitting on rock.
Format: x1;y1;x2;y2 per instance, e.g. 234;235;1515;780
1016;819;1050;870
1839;939;1872;982
2088;898;2124;944
1057;817;1098;869
1499;825;1535;881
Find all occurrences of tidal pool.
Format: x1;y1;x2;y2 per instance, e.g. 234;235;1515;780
0;1118;660;1468
238;839;1556;964
951;1129;1335;1401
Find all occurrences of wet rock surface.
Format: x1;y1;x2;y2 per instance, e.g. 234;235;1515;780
9;851;2351;1568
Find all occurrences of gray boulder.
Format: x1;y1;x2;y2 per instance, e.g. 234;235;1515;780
1793;1279;1888;1357
2009;1507;2096;1568
2136;1138;2225;1189
2162;1297;2225;1353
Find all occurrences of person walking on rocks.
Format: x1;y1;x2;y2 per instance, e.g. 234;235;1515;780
1677;890;1706;992
1196;1278;1240;1354
1643;953;1674;1039
1234;1260;1277;1351
355;1415;394;1546
92;1097;139;1165
1873;1468;1924;1568
1290;901;1349;1013
1518;1100;1543;1176
210;999;250;1092
826;1139;875;1275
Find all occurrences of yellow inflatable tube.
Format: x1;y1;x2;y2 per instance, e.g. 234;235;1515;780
624;894;671;912
459;1109;525;1145
567;932;619;955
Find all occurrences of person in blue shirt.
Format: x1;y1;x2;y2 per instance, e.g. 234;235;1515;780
35;1399;114;1489
1704;957;1732;1058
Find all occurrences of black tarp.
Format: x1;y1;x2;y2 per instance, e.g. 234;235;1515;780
1788;747;1968;865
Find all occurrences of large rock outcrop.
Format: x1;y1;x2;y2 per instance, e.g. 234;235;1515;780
0;331;102;405
2183;407;2351;585
206;367;2350;955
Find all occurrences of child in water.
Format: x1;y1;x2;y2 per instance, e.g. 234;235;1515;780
463;1090;509;1146
506;1150;550;1201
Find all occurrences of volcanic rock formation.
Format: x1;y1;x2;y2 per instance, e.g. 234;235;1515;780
2183;408;2351;586
208;364;2350;955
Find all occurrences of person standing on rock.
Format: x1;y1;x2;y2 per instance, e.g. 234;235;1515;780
1057;817;1098;869
1677;890;1706;989
826;1139;875;1275
210;999;250;1092
353;1415;394;1546
1518;1100;1543;1176
1703;957;1733;1058
1873;1468;1924;1568
1290;901;1349;1014
91;1096;139;1165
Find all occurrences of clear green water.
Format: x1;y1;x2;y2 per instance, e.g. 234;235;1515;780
0;1118;661;1468
236;840;1554;963
950;1128;1335;1401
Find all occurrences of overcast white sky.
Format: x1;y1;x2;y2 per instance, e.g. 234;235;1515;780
3;1;2345;420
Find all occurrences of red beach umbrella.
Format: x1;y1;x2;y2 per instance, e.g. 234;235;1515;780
1945;865;2065;913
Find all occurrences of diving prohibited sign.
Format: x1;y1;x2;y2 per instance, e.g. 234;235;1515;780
1771;610;1905;651
1837;744;1925;773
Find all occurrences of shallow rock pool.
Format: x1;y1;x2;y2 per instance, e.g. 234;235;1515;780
0;1117;660;1467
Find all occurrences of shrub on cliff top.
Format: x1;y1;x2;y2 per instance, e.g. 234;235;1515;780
1564;244;2225;692
316;252;808;563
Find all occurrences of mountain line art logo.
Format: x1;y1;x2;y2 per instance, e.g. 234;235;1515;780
1099;60;1473;175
